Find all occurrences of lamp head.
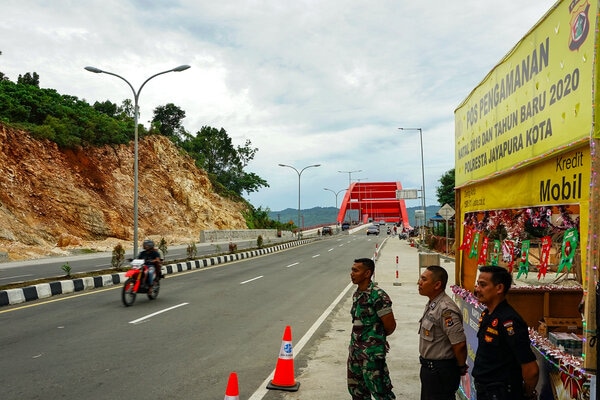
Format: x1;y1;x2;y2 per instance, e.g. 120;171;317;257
84;66;103;74
173;65;191;72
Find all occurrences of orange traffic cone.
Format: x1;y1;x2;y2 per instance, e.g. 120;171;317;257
224;372;239;400
266;325;300;392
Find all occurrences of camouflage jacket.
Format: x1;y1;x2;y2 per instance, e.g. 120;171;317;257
349;281;393;359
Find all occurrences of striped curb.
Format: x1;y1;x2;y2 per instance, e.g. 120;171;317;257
0;239;310;307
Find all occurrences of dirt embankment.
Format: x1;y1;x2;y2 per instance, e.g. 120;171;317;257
0;124;248;260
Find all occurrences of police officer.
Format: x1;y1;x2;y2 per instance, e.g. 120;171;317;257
348;258;397;400
472;265;539;400
418;265;467;400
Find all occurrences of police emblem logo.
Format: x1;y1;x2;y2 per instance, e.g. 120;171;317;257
503;320;515;335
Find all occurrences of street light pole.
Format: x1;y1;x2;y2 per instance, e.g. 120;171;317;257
279;163;321;235
85;64;191;256
338;170;361;223
355;178;368;223
398;127;426;226
338;169;362;188
323;188;346;209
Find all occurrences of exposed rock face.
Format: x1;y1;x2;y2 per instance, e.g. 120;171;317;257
0;124;247;260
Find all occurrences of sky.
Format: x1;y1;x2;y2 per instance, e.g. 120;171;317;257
1;0;558;212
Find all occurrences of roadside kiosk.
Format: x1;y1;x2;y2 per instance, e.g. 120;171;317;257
453;1;598;398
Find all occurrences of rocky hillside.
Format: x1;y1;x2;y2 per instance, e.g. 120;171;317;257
0;123;248;260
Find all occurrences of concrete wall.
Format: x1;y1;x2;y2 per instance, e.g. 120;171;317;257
200;229;285;243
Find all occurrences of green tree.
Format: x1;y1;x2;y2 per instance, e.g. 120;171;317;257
93;100;118;117
152;103;186;143
17;72;40;87
0;76;136;148
119;99;134;119
436;168;455;208
181;126;268;196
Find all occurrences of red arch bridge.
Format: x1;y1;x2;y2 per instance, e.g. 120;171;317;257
336;181;413;228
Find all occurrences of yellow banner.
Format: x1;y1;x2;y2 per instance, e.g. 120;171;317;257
460;147;590;212
458;146;590;283
455;0;596;186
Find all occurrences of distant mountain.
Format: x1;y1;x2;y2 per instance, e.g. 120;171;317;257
269;207;338;228
269;205;446;228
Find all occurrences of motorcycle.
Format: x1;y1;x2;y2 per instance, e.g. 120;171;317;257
122;259;160;306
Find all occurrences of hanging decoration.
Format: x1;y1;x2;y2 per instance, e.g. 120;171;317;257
478;236;489;265
557;228;579;273
517;240;530;278
490;240;501;266
469;231;481;259
461;206;581;277
538;236;552;279
503;240;516;273
459;227;473;251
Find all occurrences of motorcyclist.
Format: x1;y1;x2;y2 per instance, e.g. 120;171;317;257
137;239;162;287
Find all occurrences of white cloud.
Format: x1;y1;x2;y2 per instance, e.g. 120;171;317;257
1;0;557;213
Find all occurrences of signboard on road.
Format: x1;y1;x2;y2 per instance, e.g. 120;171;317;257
438;203;455;220
396;189;418;199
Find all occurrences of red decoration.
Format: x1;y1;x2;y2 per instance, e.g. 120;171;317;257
559;359;585;399
460;228;473;250
538;236;552;279
478;236;489;265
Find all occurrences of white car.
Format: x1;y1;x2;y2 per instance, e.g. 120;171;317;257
366;225;380;235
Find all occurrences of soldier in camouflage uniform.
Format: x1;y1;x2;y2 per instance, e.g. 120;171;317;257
348;258;397;400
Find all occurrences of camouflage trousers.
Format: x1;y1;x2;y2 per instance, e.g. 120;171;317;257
347;355;395;400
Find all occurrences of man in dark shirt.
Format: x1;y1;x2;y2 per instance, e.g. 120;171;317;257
137;239;162;285
472;265;539;400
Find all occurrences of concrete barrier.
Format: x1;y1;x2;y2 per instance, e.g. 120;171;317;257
200;229;286;243
0;239;311;307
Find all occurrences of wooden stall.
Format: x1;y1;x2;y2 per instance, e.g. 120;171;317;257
452;0;599;398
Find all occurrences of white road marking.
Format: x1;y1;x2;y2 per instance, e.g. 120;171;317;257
248;281;354;400
285;262;299;268
0;274;33;281
129;302;189;324
328;248;334;252
312;254;320;258
240;275;263;285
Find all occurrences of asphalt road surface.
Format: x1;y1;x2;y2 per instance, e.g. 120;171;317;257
0;238;283;286
0;234;382;399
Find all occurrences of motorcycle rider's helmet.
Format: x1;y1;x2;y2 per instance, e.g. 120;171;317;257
143;239;155;249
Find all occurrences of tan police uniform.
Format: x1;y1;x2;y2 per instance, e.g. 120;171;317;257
418;291;466;400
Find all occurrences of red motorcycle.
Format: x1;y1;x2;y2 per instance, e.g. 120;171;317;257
122;259;160;306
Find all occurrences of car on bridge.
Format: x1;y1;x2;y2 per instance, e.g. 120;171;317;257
366;225;380;235
341;222;351;230
321;226;333;235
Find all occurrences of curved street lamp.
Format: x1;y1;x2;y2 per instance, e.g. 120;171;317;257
338;170;361;222
338;169;362;188
323;188;346;209
279;163;321;234
85;64;191;256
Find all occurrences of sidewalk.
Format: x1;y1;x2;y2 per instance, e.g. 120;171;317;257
277;235;457;399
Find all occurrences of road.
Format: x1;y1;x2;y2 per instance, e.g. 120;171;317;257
0;233;382;399
0;238;285;286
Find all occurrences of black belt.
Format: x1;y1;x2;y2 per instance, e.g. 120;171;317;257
419;356;456;369
474;381;513;393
